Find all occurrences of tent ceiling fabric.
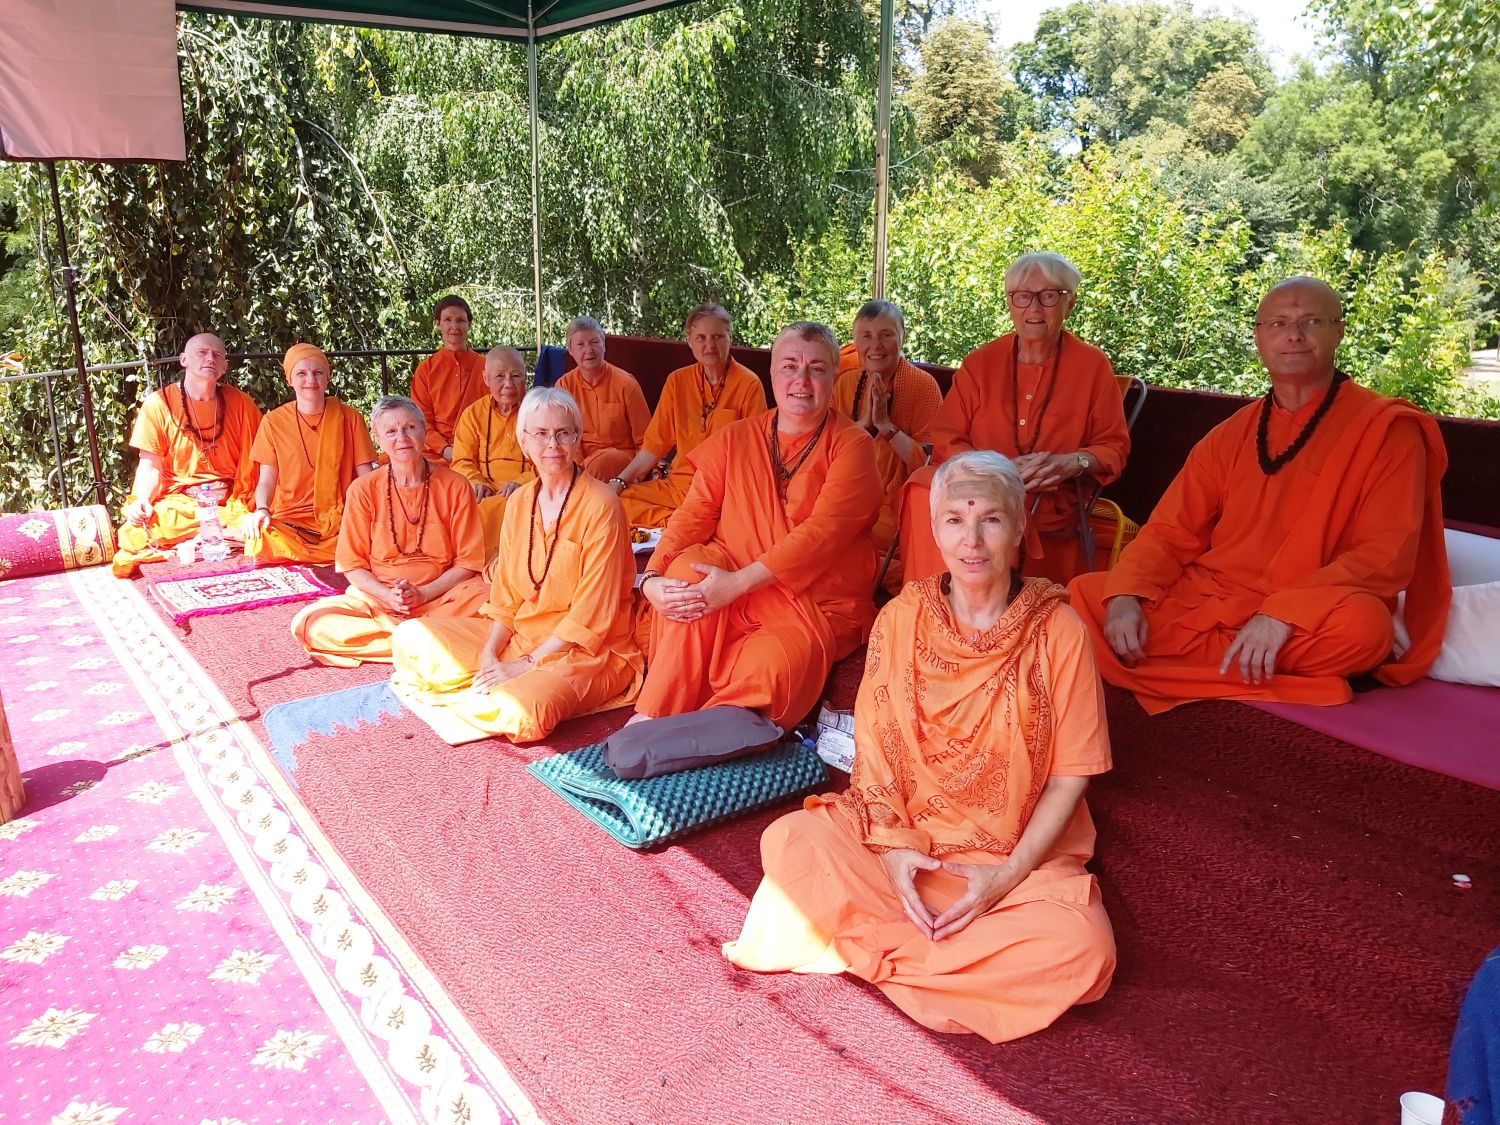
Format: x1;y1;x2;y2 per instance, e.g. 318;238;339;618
181;0;702;39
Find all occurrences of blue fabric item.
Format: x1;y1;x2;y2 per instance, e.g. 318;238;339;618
527;740;826;849
533;344;571;388
261;682;403;784
1450;946;1500;1125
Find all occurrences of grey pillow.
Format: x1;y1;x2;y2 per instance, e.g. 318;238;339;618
603;707;782;780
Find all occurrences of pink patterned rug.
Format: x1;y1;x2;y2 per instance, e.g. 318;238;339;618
148;563;337;627
0;568;532;1125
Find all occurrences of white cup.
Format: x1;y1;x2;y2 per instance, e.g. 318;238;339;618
1400;1091;1444;1125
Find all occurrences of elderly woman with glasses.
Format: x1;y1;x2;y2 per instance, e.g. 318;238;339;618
898;252;1130;585
290;395;488;667
390;387;644;744
725;450;1116;1044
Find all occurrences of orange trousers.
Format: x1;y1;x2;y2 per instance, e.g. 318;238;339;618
289;578;488;668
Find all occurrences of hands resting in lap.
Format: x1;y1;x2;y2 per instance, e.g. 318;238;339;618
880;849;1026;943
1103;596;1293;684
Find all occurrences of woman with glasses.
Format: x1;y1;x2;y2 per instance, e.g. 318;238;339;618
897;252;1130;585
390;387;643;743
290;395;488;667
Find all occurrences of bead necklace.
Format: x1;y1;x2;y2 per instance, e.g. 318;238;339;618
527;464;581;593
850;368;895;429
176;381;226;453
1256;371;1348;475
1009;336;1063;456
699;365;725;425
767;408;831;503
293;404;324;470
385;462;432;557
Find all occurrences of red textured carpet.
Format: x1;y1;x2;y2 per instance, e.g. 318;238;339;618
146;570;1500;1124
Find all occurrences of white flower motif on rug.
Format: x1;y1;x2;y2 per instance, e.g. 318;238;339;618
11;1007;96;1048
0;816;39;841
48;1100;124;1125
210;949;279;985
74;825;119;843
83;682;125;696
146;828;208;854
46;740;87;757
89;879;139;901
199;1117;248;1125
251;1028;327;1071
96;710;144;727
17;519;49;541
8;634;38;645
0;869;56;896
34;595;70;607
142;1021;205;1053
176;883;237;913
113;944;168;970
0;931;69;965
126;782;179;804
61;780;97;797
58;636;95;647
30;708;69;721
68;658;107;671
50;616;86;627
15;655;50;666
23;680;61;693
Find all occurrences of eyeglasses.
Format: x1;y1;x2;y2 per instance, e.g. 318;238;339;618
1006;288;1071;308
523;428;580;447
1252;316;1345;334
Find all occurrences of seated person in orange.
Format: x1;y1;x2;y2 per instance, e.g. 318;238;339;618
112;333;262;578
725;451;1116;1043
1070;277;1450;714
290;395;488;668
898;252;1130;585
632;321;882;731
240;343;378;564
556;315;650;480
410;295;486;461
832;299;942;584
605;303;768;527
451;346;534;555
390;387;644;743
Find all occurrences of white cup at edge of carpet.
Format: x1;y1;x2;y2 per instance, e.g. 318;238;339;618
1400;1090;1444;1125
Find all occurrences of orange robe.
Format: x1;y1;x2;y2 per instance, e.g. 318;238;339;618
898;331;1129;585
290;464;488;667
832;356;942;584
112;383;262;577
450;398;535;555
0;688;22;825
724;577;1115;1043
411;348;486;459
245;398;377;565
390;473;644;743
1069;379;1450;714
620;360;768;528
557;363;651;480
637;410;882;730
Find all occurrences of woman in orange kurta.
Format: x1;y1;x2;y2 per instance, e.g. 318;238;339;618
242;344;379;564
411;295;487;461
391;387;643;743
289;395;487;667
725;450;1116;1043
608;304;769;528
898;253;1130;586
633;323;881;731
451;347;535;555
833;300;943;587
556;316;651;480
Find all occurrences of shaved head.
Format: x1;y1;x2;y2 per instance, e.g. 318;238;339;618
1253;276;1346;389
1257;276;1343;321
179;333;228;384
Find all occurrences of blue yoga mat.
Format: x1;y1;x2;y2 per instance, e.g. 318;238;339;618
527;740;826;849
261;681;404;784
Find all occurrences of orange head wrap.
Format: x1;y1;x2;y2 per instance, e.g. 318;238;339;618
282;343;329;381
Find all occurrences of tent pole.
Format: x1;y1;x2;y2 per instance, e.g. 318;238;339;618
45;161;107;508
527;12;544;359
872;0;893;299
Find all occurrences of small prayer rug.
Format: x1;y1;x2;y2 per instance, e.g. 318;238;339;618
149;564;336;627
263;682;405;782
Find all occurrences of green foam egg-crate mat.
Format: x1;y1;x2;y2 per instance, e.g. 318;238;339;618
526;739;827;849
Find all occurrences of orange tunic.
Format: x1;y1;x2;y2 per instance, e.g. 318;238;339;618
557;363;651;480
899;331;1129;585
620;360;768;528
724;577;1115;1043
411;348;486;459
391;473;644;743
636;409;882;729
245;398;377;564
111;383;263;577
450;398;535;554
1069;379;1450;713
289;463;488;667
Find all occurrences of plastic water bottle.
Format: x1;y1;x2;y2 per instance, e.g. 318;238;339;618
194;485;230;562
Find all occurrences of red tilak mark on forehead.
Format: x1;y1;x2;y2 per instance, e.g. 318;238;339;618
967;500;975;508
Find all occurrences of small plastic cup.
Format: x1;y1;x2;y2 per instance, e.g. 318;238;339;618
176;540;195;564
1400;1091;1444;1125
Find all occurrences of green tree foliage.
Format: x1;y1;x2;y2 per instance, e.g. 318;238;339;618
1186;63;1263;154
1311;0;1500;107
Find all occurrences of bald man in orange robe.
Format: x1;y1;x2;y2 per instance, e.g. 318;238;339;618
633;322;882;731
557;316;651;481
411;295;487;461
605;304;768;527
111;332;262;578
833;301;942;586
1070;277;1451;713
